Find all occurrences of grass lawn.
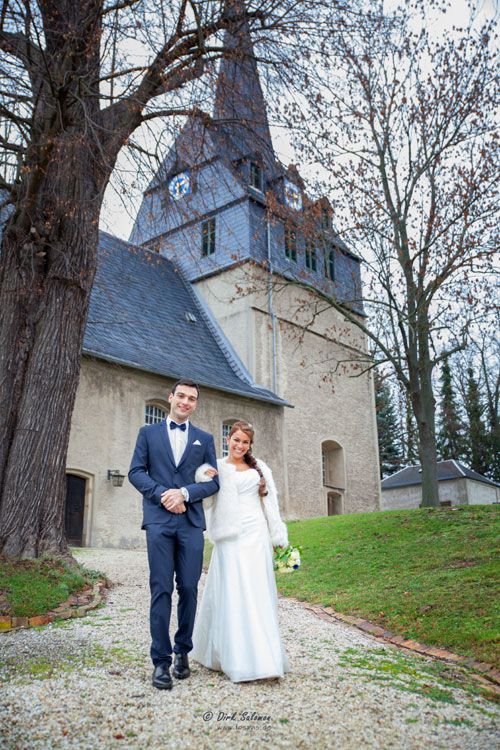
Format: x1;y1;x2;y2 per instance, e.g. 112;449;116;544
204;505;499;667
0;557;103;618
281;505;500;667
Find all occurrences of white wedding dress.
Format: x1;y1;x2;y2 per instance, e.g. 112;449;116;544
191;467;289;682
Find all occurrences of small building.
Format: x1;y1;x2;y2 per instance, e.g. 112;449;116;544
381;460;500;510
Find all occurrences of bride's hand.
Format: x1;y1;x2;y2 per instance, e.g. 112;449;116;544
204;467;218;478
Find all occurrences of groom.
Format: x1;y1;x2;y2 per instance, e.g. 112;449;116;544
128;379;219;690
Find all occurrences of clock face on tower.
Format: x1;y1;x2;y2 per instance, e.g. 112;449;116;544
284;179;302;211
168;171;191;201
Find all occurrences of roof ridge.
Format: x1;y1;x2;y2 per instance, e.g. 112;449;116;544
450;459;466;477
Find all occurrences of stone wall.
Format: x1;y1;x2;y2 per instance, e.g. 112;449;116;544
194;263;381;518
466;479;499;505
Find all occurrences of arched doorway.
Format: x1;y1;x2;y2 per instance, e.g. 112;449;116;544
327;491;343;516
65;474;86;546
322;440;346;516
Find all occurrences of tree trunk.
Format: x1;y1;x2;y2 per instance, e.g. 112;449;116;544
0;133;105;559
415;351;440;508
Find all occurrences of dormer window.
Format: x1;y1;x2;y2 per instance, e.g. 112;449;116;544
250;162;263;191
285;225;297;262
324;247;335;280
202;218;216;256
305;241;317;271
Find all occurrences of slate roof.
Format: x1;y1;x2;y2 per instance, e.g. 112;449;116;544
83;232;289;406
212;4;280;176
381;460;500;489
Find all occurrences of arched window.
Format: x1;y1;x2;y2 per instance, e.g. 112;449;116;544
321;440;345;490
222;419;236;457
145;402;167;425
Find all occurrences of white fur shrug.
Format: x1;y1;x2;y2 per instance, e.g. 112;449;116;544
195;457;288;547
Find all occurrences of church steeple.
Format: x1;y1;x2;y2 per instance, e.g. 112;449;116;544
214;0;276;171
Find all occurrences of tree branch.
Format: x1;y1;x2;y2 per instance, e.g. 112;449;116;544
101;0;141;14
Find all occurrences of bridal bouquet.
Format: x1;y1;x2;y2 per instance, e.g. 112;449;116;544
274;544;302;573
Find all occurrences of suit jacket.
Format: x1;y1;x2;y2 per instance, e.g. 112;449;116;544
195;457;288;546
128;420;220;529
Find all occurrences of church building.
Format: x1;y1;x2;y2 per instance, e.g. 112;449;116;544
65;14;381;548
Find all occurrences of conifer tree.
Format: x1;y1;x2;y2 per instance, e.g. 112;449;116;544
464;367;489;475
437;358;464;460
374;372;402;477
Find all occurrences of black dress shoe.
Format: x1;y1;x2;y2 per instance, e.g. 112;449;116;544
172;653;190;680
152;663;173;690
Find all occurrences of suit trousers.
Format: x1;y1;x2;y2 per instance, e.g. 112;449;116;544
145;513;204;666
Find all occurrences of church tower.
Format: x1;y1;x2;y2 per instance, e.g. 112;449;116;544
130;6;381;518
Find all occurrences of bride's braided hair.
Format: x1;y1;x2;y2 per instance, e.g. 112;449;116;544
228;420;268;497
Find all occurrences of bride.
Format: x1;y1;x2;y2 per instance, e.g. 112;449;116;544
191;420;290;682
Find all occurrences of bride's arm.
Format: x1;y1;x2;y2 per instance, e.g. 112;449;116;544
256;459;289;547
194;464;218;482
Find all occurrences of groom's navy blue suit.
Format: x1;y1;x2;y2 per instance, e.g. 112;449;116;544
128;420;219;666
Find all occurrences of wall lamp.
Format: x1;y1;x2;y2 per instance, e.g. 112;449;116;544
107;469;125;487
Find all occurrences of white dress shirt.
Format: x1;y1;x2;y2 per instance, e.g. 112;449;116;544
166;416;189;465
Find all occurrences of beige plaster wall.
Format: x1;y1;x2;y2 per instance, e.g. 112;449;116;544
67;357;285;548
381;478;468;510
466;479;499;505
195;263;381;517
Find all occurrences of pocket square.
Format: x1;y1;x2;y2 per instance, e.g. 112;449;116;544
193;439;202;446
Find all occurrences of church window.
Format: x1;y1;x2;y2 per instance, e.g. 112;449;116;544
305;242;317;271
145;404;167;425
285;226;297;262
221;420;234;457
202;218;216;256
324;248;335;280
250;162;263;191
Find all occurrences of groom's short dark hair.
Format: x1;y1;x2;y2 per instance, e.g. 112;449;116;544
170;379;200;398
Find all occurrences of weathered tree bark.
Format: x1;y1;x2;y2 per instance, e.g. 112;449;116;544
412;310;440;507
0;135;109;558
414;367;439;508
0;0;110;558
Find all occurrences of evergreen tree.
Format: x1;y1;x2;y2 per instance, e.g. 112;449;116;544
464;367;489;475
374;372;403;477
437;358;464;460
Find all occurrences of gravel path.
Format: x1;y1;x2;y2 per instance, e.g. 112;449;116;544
0;548;498;750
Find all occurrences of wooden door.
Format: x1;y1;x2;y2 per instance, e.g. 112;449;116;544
327;491;343;516
65;474;86;546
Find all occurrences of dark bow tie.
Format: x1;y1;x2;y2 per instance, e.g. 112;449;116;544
169;421;186;432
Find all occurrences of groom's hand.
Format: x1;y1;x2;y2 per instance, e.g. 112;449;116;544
161;489;186;512
170;502;186;514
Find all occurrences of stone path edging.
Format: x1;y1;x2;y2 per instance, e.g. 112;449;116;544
285;597;500;693
0;580;108;632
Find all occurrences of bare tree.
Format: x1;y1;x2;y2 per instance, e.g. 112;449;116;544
277;2;499;506
0;0;319;558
